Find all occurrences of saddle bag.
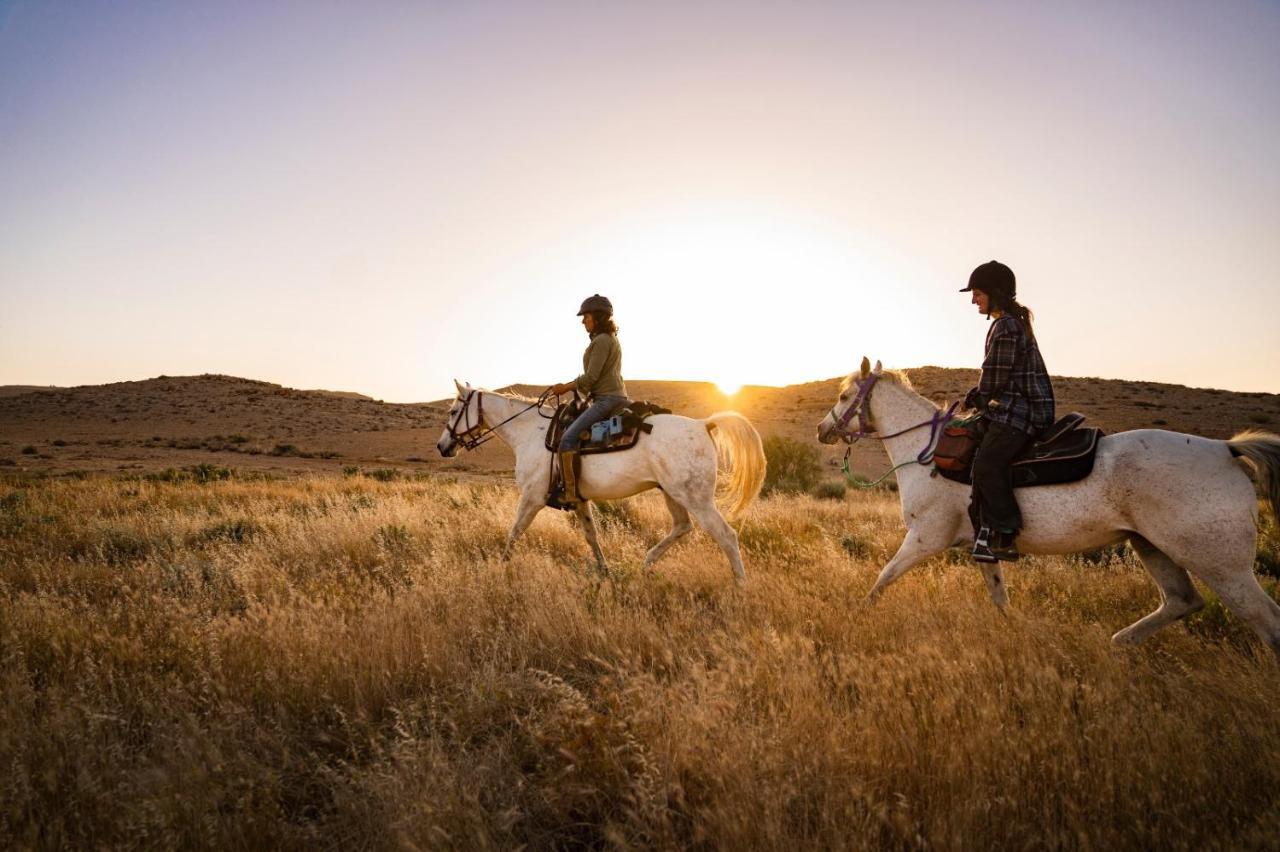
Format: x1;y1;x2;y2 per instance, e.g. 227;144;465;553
933;422;980;472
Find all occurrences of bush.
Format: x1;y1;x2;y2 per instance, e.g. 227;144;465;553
270;443;300;456
1257;507;1280;579
762;436;822;495
364;468;401;482
812;480;847;501
21;446;36;455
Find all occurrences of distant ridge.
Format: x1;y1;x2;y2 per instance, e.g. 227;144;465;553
1;369;1276;477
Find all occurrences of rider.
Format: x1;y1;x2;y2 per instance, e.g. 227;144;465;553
549;294;629;506
960;261;1055;563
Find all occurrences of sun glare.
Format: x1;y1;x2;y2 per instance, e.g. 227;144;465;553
717;381;743;396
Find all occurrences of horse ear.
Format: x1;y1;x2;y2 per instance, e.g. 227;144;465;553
453;379;465;393
860;356;871;378
873;360;882;374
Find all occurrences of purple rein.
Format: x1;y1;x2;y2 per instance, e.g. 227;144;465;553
833;372;960;465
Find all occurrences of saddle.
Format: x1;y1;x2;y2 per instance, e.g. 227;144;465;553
544;399;673;455
933;412;1103;487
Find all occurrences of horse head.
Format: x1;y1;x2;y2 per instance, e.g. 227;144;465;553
817;356;881;444
437;379;483;457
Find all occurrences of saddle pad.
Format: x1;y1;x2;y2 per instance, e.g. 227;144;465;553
935;426;1103;487
544;401;671;455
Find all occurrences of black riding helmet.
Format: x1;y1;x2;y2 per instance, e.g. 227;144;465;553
577;294;613;316
959;260;1016;301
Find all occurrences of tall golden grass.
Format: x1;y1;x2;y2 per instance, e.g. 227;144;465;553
2;473;1279;849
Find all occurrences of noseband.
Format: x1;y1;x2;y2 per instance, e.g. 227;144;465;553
445;389;491;450
828;372;881;442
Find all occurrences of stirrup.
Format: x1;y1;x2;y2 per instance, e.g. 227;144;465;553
988;529;1022;562
972;527;998;564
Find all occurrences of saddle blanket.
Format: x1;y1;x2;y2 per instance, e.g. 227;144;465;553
934;412;1104;487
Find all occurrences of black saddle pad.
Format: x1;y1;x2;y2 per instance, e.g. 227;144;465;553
936;415;1103;487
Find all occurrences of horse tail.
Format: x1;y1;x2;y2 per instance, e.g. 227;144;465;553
1228;430;1280;519
705;411;767;521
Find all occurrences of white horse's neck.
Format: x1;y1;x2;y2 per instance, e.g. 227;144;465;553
478;392;551;456
865;379;947;494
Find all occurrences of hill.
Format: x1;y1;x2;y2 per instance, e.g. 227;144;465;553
1;370;1277;478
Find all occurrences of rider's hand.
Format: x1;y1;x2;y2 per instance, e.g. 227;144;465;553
551;382;575;396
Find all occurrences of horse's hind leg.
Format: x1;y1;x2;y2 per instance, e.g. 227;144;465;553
683;499;746;583
644;493;692;568
1173;536;1280;659
979;564;1010;610
1112;535;1205;646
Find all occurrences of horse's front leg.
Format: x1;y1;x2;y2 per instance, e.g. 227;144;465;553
866;529;947;602
502;492;545;562
575;502;608;571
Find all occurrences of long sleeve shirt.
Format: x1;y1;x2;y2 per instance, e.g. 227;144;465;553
574;333;627;399
965;315;1054;435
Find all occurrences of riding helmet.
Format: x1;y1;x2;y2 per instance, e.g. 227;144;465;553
577;294;614;316
960;261;1016;300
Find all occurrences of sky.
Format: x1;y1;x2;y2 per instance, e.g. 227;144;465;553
1;0;1278;402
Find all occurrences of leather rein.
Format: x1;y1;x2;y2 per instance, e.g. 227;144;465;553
445;388;556;451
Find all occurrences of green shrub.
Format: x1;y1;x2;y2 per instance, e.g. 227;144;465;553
21;445;36;455
762;436;822;495
812;480;847;501
1257;507;1280;579
188;463;234;483
270;443;300;456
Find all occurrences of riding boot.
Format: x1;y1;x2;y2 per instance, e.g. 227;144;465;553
988;529;1021;562
972;527;998;564
558;450;581;507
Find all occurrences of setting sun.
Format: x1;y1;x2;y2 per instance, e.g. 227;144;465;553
717;381;743;397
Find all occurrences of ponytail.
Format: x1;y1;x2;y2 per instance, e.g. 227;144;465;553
993;294;1035;341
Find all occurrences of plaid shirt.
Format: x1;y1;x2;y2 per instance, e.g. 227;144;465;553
964;315;1055;435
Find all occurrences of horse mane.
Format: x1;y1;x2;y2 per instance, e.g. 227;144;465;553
839;368;916;395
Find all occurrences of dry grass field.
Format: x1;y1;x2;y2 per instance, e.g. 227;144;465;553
3;472;1279;849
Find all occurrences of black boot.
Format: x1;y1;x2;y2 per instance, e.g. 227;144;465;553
972;527;998;563
987;529;1021;562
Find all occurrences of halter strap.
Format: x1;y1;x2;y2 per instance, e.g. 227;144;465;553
446;388;554;451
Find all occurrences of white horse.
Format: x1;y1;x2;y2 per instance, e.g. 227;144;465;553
436;382;766;581
817;358;1280;656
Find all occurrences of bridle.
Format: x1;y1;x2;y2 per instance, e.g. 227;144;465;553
444;388;556;452
826;370;960;487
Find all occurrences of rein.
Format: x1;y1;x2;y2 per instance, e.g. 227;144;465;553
446;388;556;451
827;372;959;489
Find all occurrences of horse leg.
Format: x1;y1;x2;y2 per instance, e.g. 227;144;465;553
867;531;947;602
502;493;545;562
683;499;747;584
978;563;1010;610
1111;535;1204;645
644;493;693;568
1149;529;1280;658
575;502;609;571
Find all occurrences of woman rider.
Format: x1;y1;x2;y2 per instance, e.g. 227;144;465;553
960;261;1055;562
548;294;629;507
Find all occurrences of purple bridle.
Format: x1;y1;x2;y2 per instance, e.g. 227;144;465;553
828;371;959;466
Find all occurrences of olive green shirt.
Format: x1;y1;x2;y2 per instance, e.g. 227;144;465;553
574;333;627;398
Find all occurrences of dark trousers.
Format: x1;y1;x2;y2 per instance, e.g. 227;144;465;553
968;419;1033;535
